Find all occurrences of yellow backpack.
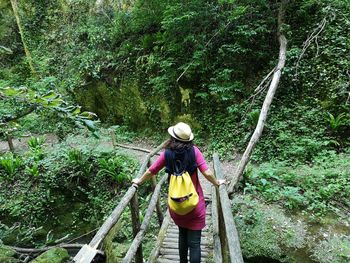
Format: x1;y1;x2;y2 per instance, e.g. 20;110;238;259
165;148;199;215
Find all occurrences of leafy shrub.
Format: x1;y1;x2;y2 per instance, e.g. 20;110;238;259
243;152;350;216
0;132;139;246
0;153;22;179
27;136;45;150
311;234;350;263
97;155;133;185
327;113;347;131
232;195;307;262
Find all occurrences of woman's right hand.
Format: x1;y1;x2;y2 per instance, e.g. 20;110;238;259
217;179;226;186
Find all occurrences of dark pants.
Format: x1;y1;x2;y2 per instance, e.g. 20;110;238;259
178;226;201;263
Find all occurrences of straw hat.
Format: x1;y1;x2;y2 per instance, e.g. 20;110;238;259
167;122;194;142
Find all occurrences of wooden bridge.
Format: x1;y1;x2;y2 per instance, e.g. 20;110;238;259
73;143;244;263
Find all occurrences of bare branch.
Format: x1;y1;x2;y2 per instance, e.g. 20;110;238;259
295;17;327;76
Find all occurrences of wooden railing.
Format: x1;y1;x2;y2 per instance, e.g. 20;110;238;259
73;144;244;263
213;153;244;263
73;142;165;263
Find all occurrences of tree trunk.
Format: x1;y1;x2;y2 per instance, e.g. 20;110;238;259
10;0;37;76
7;133;15;153
227;0;288;195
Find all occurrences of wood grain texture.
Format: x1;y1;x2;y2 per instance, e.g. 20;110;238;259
122;174;167;263
213;153;244;263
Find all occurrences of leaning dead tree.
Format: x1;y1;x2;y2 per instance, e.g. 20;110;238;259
227;0;288;195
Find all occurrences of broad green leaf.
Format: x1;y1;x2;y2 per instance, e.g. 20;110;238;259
83;119;96;131
47;98;64;107
0;87;19;96
80;111;97;119
42;91;58;99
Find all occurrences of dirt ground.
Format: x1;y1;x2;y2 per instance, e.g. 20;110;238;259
0;133;59;153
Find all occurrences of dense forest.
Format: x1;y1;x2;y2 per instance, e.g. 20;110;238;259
0;0;349;263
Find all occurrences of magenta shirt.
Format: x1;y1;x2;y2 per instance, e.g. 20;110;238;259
149;146;209;230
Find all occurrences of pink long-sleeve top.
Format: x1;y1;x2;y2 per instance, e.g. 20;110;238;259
149;145;208;230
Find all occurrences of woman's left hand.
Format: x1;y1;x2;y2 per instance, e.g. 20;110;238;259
132;178;141;188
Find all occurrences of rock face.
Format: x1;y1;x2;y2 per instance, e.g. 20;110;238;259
31;247;69;263
0;246;20;263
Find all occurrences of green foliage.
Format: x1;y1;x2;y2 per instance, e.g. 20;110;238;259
243;152;350;216
27;136;45;150
311;234;350;263
0;132;139;246
0;153;22;179
97;155;133;185
1;0;349;162
0;86;99;136
327;112;348;131
232;195;307;262
251;104;341;163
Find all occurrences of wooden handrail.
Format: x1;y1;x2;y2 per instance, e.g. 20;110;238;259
73;141;165;262
123;173;167;262
213;153;244;263
147;210;171;263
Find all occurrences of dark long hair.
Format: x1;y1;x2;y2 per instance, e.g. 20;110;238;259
163;137;194;151
163;137;196;175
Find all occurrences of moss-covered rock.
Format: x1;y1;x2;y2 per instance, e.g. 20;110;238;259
0;246;16;257
30;247;69;263
0;246;20;263
0;256;20;263
75;79;152;128
232;195;308;263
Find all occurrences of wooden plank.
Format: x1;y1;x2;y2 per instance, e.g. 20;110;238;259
160;248;209;257
147;210;171;263
212;184;223;263
73;245;98;263
213;153;244;263
156;258;179;263
122;174;167;263
159;254;181;260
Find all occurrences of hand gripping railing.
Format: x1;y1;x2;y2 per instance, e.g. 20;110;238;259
73;142;166;263
212;153;244;263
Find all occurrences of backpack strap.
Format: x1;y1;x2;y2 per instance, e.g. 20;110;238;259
165;146;197;175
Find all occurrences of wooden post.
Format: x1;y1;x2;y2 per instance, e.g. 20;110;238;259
110;130;116;149
149;160;164;226
7;133;15;152
130;193;143;263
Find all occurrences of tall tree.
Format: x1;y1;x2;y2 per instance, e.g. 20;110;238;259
10;0;37;76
